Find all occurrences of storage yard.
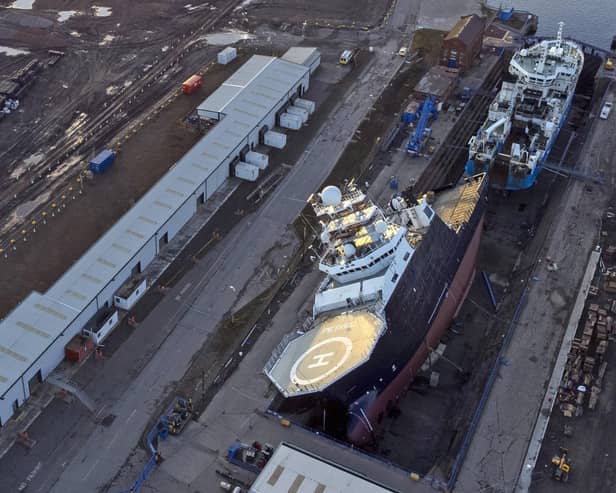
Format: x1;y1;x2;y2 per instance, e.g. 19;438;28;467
0;1;615;493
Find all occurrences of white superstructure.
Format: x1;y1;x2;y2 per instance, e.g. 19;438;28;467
265;182;441;397
467;23;584;188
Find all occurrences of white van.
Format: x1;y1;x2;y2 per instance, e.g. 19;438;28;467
600;102;612;120
339;49;354;65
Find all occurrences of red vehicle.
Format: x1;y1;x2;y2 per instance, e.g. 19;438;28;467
182;75;203;94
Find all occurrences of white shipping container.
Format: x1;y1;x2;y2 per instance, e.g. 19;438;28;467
83;310;119;345
245;151;269;170
280;112;302;130
287;105;309;123
235;162;259;182
294;98;316;114
264;130;287;149
217;47;237;65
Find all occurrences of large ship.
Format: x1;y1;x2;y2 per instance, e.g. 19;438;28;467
264;174;488;446
466;23;584;190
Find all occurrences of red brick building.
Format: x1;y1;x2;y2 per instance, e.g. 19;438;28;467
441;14;486;73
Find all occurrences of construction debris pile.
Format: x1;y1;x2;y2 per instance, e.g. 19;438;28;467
558;301;612;417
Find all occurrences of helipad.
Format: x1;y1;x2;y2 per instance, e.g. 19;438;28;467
266;310;385;397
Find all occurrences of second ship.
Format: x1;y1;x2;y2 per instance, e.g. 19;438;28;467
264;174;488;446
466;23;584;190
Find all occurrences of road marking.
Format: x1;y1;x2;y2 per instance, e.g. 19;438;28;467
107;431;120;450
126;408;137;424
82;458;100;480
179;282;192;295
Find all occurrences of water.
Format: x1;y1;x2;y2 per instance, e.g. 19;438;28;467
508;0;615;49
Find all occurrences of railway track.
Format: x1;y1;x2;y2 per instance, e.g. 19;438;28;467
0;0;245;253
413;55;506;196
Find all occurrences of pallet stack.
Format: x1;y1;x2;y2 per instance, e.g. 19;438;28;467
558;302;614;417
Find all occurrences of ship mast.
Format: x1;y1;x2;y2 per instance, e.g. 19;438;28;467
556;21;564;49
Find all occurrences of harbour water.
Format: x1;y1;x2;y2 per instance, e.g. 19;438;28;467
507;0;615;49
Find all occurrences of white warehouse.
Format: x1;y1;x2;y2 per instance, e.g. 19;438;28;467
0;47;320;426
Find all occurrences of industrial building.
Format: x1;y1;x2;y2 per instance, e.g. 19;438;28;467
0;47;320;426
440;14;486;73
250;443;396;493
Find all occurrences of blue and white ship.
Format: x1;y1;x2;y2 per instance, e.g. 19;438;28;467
466;23;584;190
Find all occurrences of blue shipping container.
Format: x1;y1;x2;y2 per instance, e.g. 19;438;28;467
89;149;115;174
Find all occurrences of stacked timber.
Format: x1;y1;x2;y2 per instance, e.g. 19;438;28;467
557;301;614;417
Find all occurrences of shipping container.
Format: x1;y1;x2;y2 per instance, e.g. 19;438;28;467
244;151;269;170
218;47;237;65
82;310;119;345
182;74;203;94
264;130;286;149
64;334;95;363
287;105;309;123
89;149;116;175
294;98;316;115
235;162;259;182
280;112;302;130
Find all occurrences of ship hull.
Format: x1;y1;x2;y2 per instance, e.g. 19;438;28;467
346;214;484;446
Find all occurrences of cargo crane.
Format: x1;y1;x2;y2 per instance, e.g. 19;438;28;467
407;95;437;157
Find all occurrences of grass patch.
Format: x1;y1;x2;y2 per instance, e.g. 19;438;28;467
412;29;446;66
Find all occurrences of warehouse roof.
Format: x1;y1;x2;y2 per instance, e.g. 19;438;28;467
197;55;309;123
281;47;320;67
250;443;397;493
0;292;79;397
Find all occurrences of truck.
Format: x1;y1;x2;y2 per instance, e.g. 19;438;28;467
227;441;273;473
339;49;357;65
89;149;116;175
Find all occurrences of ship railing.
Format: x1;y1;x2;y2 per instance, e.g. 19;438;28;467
263;329;307;375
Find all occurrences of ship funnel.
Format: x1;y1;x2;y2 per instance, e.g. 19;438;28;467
320;186;342;206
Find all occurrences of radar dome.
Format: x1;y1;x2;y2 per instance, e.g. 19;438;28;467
320;231;330;244
390;197;402;211
375;220;387;234
343;243;356;257
320;185;342;206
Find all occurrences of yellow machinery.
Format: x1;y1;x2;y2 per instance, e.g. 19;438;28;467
606;58;614;71
551;447;571;482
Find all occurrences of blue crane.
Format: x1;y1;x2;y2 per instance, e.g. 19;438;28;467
407;95;437;157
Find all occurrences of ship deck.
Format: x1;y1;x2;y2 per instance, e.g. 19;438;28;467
266;310;385;397
432;175;485;232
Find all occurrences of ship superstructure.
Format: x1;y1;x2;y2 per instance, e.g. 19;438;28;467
466;23;584;190
265;174;488;446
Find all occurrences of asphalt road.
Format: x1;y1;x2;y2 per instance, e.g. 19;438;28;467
0;2;421;492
